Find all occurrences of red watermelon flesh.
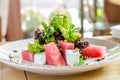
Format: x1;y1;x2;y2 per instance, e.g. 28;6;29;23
58;40;74;57
82;45;106;58
22;50;34;62
45;42;66;66
58;40;64;47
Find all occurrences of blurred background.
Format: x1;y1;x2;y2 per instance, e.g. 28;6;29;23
0;0;120;42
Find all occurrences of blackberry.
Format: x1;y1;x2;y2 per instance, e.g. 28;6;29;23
33;28;45;44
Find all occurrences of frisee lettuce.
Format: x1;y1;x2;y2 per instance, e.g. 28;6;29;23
50;14;81;42
45;35;56;44
28;39;44;53
41;14;81;44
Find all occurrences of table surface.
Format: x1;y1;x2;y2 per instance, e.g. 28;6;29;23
0;36;120;80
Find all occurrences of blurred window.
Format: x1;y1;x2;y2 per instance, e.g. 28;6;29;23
20;0;80;38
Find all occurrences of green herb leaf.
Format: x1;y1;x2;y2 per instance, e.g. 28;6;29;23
45;36;56;44
78;55;85;65
41;21;48;31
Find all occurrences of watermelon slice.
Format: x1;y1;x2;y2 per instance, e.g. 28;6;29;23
22;50;34;62
45;42;66;66
82;45;106;58
58;40;74;57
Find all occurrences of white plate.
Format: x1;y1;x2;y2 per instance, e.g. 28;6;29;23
0;38;120;75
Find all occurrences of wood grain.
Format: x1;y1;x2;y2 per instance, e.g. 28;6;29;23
105;0;120;23
0;64;26;80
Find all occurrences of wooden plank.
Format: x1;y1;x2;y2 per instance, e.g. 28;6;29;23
25;61;120;80
1;64;26;80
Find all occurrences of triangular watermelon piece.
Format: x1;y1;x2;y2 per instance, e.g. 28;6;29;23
58;40;74;57
82;45;106;58
45;42;66;66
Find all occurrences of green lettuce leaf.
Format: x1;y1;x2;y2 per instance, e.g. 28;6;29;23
28;39;44;53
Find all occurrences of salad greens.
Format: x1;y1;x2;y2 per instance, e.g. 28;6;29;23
28;39;44;53
28;14;81;53
27;14;86;66
45;35;56;44
41;14;81;43
50;14;81;42
41;22;56;44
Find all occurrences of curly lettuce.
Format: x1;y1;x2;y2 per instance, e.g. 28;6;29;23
28;39;44;53
50;14;81;42
40;14;81;43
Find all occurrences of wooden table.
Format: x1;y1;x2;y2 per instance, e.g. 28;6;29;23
0;36;120;80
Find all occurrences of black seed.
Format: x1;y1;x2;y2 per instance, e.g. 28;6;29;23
13;50;18;53
96;58;105;61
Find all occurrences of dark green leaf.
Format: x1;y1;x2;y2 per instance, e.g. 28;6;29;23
78;55;85;65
